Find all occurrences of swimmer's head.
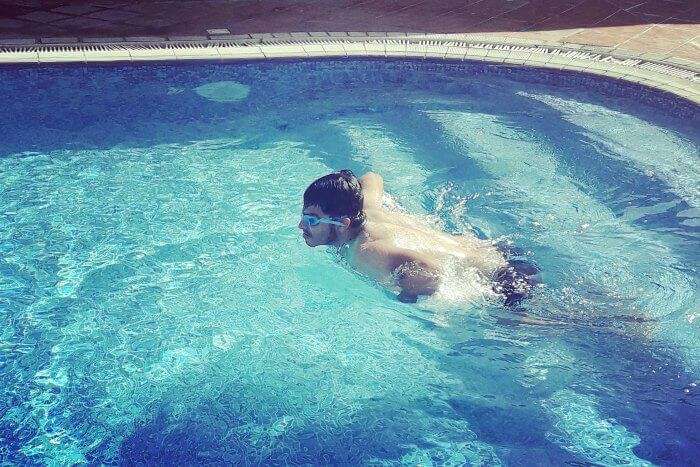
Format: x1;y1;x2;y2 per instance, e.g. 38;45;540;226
299;170;366;247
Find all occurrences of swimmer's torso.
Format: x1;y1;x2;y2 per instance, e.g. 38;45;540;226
344;205;507;286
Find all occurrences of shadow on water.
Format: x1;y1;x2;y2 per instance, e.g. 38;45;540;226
409;303;700;465
387;75;698;243
114;380;577;465
110;300;699;465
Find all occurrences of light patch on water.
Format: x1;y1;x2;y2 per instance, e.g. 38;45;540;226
212;330;246;350
371;416;502;466
544;389;651;466
518;91;700;207
427;109;699;374
0;137;339;462
618;199;683;223
194;80;250;102
395;440;502;466
243;415;295;451
14;346;86;465
518;346;576;389
332;120;430;213
677;207;700;227
146;347;206;382
35;367;69;387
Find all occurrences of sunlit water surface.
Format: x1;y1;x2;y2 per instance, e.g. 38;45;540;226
0;59;698;465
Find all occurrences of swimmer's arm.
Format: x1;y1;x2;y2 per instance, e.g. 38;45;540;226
390;251;441;303
359;172;384;209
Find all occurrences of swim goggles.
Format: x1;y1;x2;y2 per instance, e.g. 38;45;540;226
301;214;344;227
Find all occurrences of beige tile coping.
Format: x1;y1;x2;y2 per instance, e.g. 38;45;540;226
0;32;697;103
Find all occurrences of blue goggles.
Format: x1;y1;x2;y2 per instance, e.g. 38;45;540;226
301;214;344;227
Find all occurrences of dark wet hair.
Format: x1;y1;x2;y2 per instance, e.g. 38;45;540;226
303;170;366;228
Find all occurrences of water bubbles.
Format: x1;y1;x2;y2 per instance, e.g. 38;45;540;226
34;367;69;387
54;281;76;297
212;331;245;350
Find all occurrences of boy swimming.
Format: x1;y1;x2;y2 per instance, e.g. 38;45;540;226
299;170;538;304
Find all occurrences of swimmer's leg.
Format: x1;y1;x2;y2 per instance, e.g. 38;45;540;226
492;256;541;312
397;291;419;303
490;257;558;325
494;240;526;258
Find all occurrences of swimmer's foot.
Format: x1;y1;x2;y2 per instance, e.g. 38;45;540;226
495;310;565;327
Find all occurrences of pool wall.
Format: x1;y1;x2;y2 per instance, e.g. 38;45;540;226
1;32;698;104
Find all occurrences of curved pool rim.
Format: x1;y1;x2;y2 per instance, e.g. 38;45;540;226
1;32;698;104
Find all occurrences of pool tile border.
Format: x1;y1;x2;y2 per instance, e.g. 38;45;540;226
0;32;697;103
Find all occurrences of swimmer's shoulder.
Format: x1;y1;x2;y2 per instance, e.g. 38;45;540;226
354;237;390;261
357;218;394;241
357;238;437;271
346;238;394;282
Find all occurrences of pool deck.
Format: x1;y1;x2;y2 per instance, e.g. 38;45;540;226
0;0;698;102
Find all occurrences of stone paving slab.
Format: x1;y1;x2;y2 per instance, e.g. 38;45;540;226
0;1;695;59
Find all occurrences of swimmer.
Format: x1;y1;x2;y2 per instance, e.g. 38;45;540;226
299;170;539;304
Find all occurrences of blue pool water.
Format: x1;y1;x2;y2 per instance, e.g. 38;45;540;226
0;59;698;465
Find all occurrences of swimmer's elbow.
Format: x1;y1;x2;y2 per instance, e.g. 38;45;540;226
360;173;384;206
361;172;383;185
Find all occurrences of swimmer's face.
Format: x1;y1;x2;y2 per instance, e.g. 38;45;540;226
298;205;339;247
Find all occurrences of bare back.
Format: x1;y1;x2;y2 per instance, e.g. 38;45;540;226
344;173;506;292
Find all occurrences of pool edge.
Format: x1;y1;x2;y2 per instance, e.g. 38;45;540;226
1;32;698;104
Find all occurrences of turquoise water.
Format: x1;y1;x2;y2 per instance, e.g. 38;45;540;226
0;59;698;465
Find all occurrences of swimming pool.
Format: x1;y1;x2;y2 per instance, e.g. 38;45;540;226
0;59;698;465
